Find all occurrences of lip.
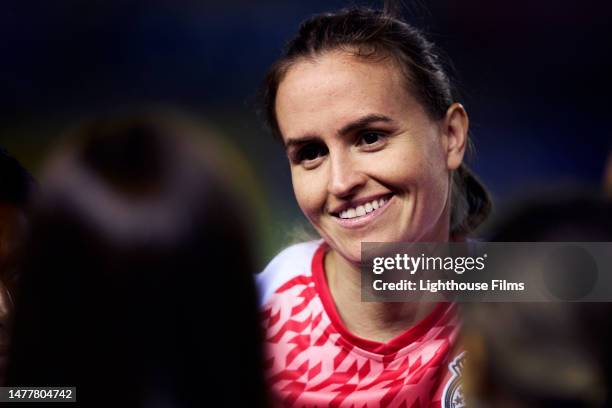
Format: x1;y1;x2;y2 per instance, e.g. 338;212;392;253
331;194;395;229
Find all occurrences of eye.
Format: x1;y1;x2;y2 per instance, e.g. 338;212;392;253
357;131;386;147
294;143;328;165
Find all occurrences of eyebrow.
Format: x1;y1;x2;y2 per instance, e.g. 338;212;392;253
284;136;318;150
284;114;395;150
337;114;394;136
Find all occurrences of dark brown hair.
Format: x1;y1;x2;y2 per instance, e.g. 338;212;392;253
260;7;491;237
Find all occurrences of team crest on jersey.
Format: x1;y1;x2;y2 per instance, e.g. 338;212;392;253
442;352;466;408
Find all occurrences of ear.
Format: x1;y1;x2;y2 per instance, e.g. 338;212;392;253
441;103;469;171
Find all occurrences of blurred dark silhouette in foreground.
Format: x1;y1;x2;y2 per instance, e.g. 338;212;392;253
464;192;612;407
6;113;267;407
0;147;36;385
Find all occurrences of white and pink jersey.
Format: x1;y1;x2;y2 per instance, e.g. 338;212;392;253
258;241;465;408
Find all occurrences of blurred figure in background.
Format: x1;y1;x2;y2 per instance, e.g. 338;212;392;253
6;113;267;407
604;151;612;198
0;147;35;385
463;193;612;407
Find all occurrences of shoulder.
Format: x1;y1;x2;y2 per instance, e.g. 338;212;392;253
257;240;322;306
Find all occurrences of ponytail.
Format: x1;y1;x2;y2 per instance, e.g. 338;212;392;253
450;164;492;237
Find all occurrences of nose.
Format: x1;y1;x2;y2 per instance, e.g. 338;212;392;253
327;151;366;198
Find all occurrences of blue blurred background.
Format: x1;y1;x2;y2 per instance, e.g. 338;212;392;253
1;0;611;264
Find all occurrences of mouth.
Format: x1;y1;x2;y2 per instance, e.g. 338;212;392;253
330;193;395;227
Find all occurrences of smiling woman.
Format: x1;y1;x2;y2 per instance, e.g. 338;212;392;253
257;6;491;408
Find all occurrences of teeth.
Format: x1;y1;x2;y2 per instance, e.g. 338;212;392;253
338;197;389;219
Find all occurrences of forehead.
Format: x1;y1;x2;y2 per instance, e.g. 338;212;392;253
275;52;417;140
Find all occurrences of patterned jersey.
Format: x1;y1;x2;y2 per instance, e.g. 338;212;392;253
258;241;465;408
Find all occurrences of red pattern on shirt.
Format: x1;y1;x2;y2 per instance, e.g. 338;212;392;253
262;244;461;408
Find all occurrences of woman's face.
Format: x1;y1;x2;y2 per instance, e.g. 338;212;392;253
275;51;467;264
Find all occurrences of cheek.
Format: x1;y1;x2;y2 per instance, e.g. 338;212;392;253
370;145;430;187
372;140;449;209
291;168;326;219
410;158;449;203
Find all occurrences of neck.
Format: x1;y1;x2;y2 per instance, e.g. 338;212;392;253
324;249;437;343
